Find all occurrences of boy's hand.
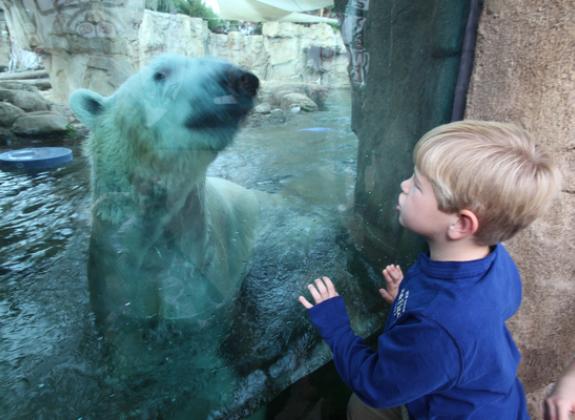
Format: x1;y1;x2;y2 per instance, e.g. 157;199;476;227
379;264;403;304
299;276;339;309
544;364;575;420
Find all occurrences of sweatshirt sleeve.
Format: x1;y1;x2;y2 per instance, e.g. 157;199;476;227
308;296;460;408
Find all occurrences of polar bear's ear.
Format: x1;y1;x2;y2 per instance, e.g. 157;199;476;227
69;89;107;130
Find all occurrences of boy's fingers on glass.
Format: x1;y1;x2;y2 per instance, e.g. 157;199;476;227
298;295;313;309
308;284;322;303
314;277;328;295
379;288;393;303
323;277;338;296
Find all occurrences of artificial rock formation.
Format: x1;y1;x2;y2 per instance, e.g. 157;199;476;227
465;1;575;417
0;0;145;102
139;13;349;87
0;81;67;139
0;3;348;104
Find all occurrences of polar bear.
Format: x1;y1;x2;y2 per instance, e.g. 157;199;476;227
69;54;388;418
70;54;261;330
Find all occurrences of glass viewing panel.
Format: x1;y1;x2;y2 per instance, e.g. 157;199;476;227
0;1;386;418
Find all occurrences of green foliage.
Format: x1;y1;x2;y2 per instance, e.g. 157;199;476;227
206;19;229;33
175;0;227;31
173;0;218;19
145;0;225;32
145;0;176;13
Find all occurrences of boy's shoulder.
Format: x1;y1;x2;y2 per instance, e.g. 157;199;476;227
392;244;521;332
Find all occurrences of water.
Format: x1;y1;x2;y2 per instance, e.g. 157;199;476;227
0;90;388;418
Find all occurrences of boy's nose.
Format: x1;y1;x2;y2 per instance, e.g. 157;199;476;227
400;178;410;193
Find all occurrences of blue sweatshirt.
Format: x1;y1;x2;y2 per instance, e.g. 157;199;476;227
308;244;529;419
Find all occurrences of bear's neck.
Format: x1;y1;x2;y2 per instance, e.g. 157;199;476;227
130;164;210;228
130;174;211;258
89;128;218;249
166;180;209;248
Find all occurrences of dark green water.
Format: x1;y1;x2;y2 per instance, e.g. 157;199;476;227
0;90;387;418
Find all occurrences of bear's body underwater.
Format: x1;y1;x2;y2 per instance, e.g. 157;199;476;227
69;54;387;418
71;54;260;325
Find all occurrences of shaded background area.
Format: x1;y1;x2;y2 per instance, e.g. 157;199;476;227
464;1;575;417
344;0;474;267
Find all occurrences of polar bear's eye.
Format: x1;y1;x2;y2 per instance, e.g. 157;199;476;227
153;70;169;82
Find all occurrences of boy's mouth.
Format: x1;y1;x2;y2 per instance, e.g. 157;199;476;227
396;196;403;211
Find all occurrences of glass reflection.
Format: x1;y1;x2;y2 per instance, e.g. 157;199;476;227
0;2;386;418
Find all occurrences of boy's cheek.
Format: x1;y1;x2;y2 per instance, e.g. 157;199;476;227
397;212;406;226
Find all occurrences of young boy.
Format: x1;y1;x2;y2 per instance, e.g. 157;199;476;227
299;121;561;419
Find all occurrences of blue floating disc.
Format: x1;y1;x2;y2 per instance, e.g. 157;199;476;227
0;147;73;171
298;127;333;133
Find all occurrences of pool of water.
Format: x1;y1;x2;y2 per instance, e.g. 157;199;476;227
0;90;388;418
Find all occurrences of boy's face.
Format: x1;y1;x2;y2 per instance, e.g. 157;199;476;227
396;169;454;240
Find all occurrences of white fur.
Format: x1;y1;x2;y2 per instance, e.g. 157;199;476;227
70;54;260;323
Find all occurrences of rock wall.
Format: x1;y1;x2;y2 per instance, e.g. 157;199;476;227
139;11;349;88
0;10;9;70
465;1;575;417
0;3;348;103
0;0;145;102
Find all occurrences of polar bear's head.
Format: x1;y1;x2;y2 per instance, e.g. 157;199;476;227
70;54;259;160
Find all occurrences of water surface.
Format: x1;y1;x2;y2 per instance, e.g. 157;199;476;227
0;90;387;418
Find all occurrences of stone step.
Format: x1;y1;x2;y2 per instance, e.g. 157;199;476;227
0;69;49;80
0;78;52;90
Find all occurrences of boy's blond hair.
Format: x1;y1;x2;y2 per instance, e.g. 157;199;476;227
414;120;561;245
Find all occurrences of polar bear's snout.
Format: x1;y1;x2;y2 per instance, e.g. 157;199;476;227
224;67;259;99
212;68;259;111
186;67;259;131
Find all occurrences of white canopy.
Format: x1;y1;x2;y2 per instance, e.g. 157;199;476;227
212;0;336;23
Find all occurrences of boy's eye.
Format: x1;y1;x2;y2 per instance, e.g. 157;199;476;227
413;176;421;190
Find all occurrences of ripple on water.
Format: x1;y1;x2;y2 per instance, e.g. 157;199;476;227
0;91;365;418
0;153;90;275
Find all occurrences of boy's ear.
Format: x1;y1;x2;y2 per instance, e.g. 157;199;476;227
447;209;479;240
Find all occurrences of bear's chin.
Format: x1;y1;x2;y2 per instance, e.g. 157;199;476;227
185;102;251;132
182;127;237;152
186;115;240;131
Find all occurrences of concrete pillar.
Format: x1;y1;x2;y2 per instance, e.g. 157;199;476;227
348;1;472;267
465;0;575;416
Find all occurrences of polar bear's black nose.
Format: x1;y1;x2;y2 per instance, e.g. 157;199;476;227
226;69;259;98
